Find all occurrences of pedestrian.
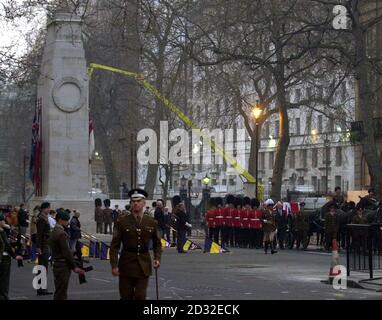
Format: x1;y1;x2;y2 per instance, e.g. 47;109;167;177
0;213;23;300
36;202;53;296
110;188;162;300
29;205;40;244
112;205;120;230
69;210;81;252
48;209;57;230
154;200;166;238
49;209;84;300
224;195;235;247
262;199;278;254
103;199;113;235
173;197;189;253
163;207;171;242
17;203;29;237
241;197;251;248
275;201;288;249
94;198;103;233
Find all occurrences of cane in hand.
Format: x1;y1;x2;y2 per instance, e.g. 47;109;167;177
155;267;159;300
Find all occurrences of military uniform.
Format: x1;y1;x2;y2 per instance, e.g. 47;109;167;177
103;199;113;235
49;217;76;300
262;207;277;254
36;211;51;295
110;190;162;300
0;224;18;300
295;210;310;249
324;212;340;250
95;207;104;234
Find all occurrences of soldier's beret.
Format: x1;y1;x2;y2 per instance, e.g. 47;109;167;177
56;209;70;221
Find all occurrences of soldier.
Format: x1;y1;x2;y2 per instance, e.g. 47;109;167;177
103;199;113;235
94;198;103;234
206;198;216;242
173;200;190;253
36;202;53;296
241;197;251;248
351;204;368;225
110;188;162;300
324;202;340;251
0;213;23;300
233;197;243;247
249;198;262;249
294;202;310;250
274;201;288;249
225;195;235;247
49;209;84;300
262;199;277;254
333;186;345;207
214;198;224;245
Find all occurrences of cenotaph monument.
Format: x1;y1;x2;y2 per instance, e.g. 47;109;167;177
31;8;94;233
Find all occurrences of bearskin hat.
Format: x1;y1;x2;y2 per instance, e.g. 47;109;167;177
103;199;111;207
243;196;251;206
215;197;223;207
234;197;243;208
226;194;235;205
95;198;102;207
250;198;260;208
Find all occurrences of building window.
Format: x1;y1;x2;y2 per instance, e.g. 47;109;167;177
306;87;312;98
275;120;279;137
269;152;274;169
216;100;221;117
259;152;265;169
301;149;307;168
295;118;300;135
328;117;334;132
306;115;311;133
323;147;330;165
295;88;301;102
289;150;295;169
335;175;342;189
229;178;235;186
341;81;346;101
312;149;318;168
336;147;342;166
317;85;323;97
198;180;202;187
318;115;323;133
204;104;208;118
263;122;270;138
222;179;227;185
298;176;304;185
311;176;318;191
212;179;217;185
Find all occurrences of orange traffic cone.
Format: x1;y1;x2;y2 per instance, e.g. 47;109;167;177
328;239;341;284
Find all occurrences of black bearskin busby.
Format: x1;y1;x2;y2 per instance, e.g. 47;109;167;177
243;196;251;207
226;194;235;205
95;198;102;207
103;199;111;208
215;197;223;207
234;197;243;208
172;195;182;208
250;198;260;209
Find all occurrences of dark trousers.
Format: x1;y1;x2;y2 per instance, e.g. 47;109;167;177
0;256;11;300
325;233;337;251
96;222;103;234
234;227;240;246
277;230;286;249
254;229;263;248
177;229;187;253
228;227;234;246
164;227;171;242
119;276;149;300
208;227;215;240
241;229;249;248
37;245;49;294
296;230;309;249
104;223;112;234
221;226;228;247
213;227;220;244
53;262;71;300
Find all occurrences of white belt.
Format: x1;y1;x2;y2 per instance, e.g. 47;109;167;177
2;252;9;256
216;216;223;218
234;217;240;219
227;216;232;218
243;218;248;220
250;219;260;221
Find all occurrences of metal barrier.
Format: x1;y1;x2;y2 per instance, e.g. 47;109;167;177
346;223;382;285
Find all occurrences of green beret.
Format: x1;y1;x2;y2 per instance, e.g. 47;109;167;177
56;209;70;221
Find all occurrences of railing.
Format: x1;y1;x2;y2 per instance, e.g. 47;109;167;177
346;223;382;285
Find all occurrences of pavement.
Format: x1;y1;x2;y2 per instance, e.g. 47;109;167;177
8;240;382;300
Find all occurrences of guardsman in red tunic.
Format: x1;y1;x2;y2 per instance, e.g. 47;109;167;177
241;197;251;248
225;195;235;247
214;198;224;245
233;197;243;247
206;198;216;242
251;198;263;249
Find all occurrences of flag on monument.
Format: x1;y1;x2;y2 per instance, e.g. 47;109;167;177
203;238;229;254
183;239;202;252
89;240;96;257
100;242;110;260
89;118;95;159
29;99;42;194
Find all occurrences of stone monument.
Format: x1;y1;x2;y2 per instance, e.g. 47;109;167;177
31;8;94;233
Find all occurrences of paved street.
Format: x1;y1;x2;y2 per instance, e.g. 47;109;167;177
8;245;382;300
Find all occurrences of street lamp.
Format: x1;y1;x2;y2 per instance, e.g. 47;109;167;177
202;175;211;186
252;100;263;199
324;134;330;195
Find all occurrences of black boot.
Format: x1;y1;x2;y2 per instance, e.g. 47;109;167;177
271;242;278;254
264;242;269;254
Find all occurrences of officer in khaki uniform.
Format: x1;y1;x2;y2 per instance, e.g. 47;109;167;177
294;202;310;250
324;202;340;251
110;188;162;300
49;209;84;300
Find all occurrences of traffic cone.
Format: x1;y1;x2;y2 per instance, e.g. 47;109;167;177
328;239;340;284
